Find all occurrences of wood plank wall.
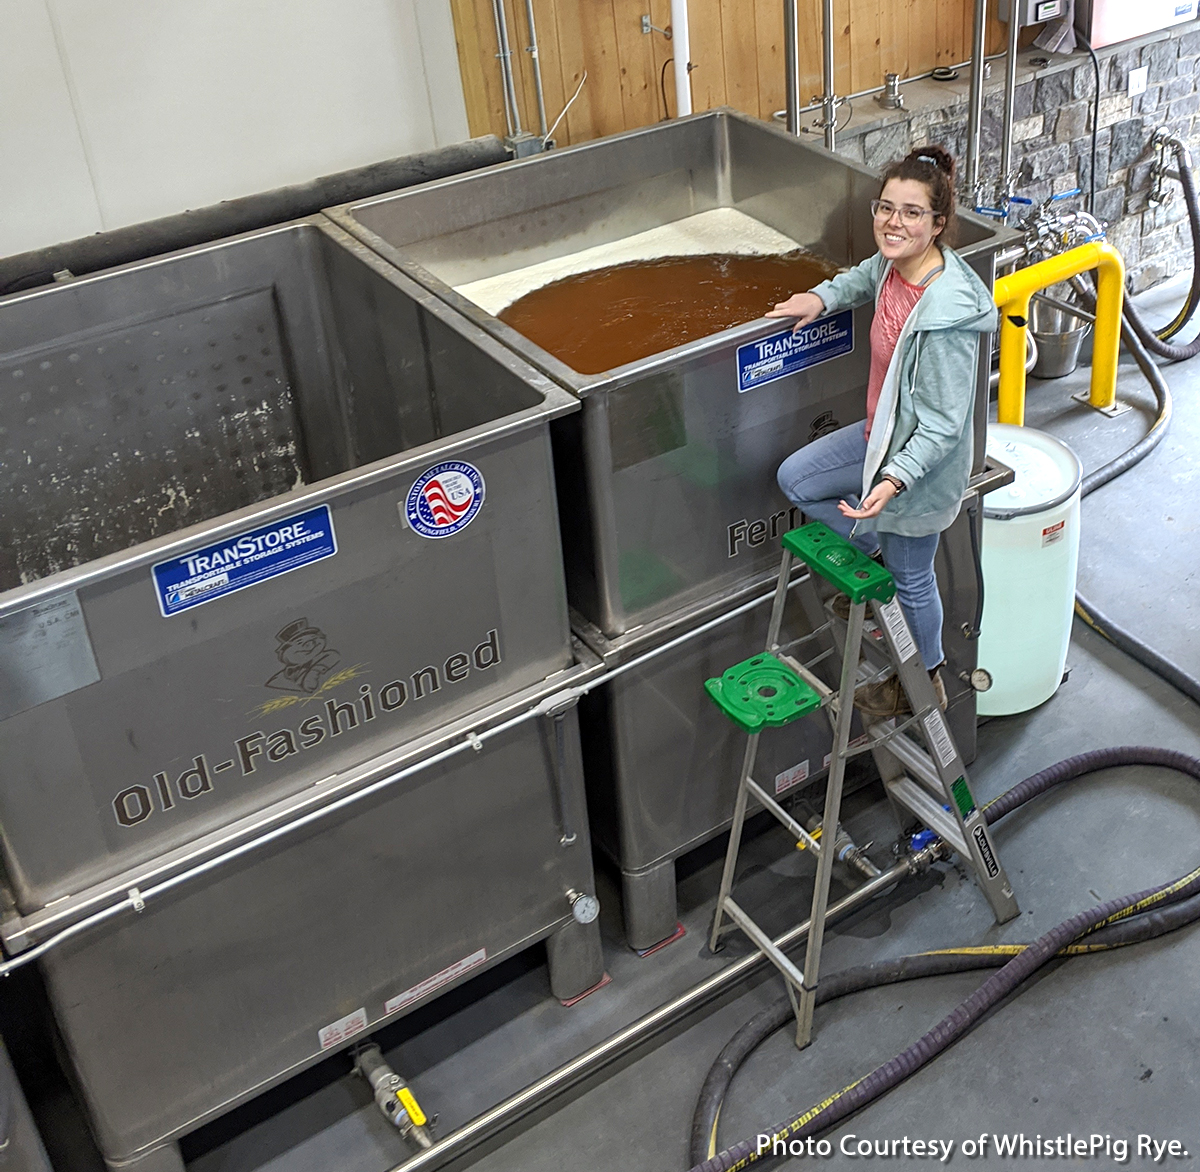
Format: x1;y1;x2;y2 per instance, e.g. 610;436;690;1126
450;0;1017;147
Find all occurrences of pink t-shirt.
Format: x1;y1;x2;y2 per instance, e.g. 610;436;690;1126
865;268;928;438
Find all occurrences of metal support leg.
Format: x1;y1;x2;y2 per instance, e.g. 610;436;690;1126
708;732;761;952
794;600;864;1047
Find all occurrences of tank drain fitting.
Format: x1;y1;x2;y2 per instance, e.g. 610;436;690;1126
803;816;882;880
353;1044;434;1149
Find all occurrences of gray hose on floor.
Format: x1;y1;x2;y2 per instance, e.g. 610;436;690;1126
687;747;1200;1171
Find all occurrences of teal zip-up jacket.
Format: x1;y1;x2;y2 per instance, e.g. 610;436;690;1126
809;246;998;537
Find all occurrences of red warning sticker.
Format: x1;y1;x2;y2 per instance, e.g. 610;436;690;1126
1042;520;1066;547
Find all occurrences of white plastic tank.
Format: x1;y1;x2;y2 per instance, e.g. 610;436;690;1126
976;423;1083;716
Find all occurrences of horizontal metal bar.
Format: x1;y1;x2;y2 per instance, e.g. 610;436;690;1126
384;855;920;1172
871;724;942;792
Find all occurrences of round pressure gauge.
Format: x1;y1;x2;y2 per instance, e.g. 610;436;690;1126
568;891;600;925
970;668;994;692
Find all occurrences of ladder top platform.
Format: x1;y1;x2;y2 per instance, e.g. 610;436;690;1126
782;522;896;604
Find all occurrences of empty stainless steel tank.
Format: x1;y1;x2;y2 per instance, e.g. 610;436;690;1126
0;220;602;1169
327;109;1019;639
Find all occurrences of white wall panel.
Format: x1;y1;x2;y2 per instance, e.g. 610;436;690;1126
2;0;470;255
0;0;104;257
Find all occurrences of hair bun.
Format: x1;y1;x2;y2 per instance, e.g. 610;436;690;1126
910;146;954;176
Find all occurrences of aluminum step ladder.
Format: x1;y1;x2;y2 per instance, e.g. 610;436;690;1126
705;521;1019;1048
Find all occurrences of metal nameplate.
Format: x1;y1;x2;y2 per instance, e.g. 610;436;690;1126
736;311;854;393
152;504;337;617
0;592;100;721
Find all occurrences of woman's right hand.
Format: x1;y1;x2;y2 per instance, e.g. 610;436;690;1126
765;290;825;331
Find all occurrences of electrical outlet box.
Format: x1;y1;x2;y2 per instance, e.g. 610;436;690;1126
998;0;1065;23
1128;66;1150;96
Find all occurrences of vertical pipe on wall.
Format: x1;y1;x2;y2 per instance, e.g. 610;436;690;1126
821;0;837;151
671;0;693;117
999;4;1021;205
492;0;523;137
784;0;802;135
966;0;989;201
523;0;549;138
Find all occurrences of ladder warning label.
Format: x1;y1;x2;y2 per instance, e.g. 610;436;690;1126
385;948;488;1015
318;1007;367;1051
775;759;811;795
926;710;957;769
878;598;918;663
736;312;854;393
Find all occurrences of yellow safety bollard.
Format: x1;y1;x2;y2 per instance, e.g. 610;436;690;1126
992;242;1125;426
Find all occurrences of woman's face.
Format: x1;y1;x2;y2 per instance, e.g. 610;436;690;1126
873;178;944;265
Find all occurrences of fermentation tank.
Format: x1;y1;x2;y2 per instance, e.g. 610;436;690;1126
0;219;602;1170
329;111;1020;947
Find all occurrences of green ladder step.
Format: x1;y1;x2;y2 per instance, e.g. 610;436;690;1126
705;654;822;733
782;522;895;604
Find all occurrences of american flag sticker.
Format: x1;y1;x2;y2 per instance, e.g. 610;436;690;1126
403;460;485;539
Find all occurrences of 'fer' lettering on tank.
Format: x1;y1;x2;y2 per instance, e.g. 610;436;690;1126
113;629;503;830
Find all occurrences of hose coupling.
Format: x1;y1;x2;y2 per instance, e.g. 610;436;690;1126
354;1044;434;1149
806;816;881;879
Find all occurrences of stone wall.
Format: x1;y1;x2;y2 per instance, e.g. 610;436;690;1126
834;25;1200;293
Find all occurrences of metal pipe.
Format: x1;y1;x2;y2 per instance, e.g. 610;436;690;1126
784;0;801;135
999;4;1021;205
491;0;523;137
384;851;935;1172
522;0;549;138
993;241;1126;424
0;137;509;297
966;0;989;199
671;0;693;117
821;0;837;151
988;330;1039;391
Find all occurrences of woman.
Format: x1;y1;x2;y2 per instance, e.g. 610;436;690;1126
768;147;998;718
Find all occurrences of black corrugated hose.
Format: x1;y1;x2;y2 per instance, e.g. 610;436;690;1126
687;748;1200;1171
1068;276;1200;705
1118;134;1200;360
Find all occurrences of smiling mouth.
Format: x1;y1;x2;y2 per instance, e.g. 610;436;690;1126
883;233;908;244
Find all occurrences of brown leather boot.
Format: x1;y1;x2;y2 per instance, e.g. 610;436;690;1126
854;668;947;718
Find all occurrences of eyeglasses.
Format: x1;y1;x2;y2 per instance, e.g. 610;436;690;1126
871;199;937;225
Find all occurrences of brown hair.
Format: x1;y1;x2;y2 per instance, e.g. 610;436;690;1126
880;146;958;246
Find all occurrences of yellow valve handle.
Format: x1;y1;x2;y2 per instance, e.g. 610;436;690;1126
397;1086;427;1127
796;827;822;851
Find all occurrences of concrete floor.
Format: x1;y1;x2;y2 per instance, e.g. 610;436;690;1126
16;279;1200;1172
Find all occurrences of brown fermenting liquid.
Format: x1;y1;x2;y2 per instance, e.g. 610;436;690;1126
497;251;839;375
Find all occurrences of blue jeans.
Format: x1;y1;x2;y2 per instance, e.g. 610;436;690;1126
777;422;944;669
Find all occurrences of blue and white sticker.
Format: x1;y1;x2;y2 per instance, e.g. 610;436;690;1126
152;504;337;617
404;461;485;539
736;311;854;393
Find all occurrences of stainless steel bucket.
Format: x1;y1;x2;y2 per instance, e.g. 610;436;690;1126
327;109;1020;640
0;219;602;1168
1030;295;1091;379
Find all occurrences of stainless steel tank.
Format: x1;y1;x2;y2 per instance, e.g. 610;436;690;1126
0;220;602;1169
327;109;1019;639
326;110;1019;946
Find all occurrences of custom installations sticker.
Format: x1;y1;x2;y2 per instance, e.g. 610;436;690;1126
736;310;854;393
404;460;485;539
152;504;337;617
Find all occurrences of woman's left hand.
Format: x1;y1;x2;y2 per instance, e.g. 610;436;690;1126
838;480;898;519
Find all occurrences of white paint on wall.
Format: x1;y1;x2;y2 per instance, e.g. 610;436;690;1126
1;0;470;258
0;0;105;256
